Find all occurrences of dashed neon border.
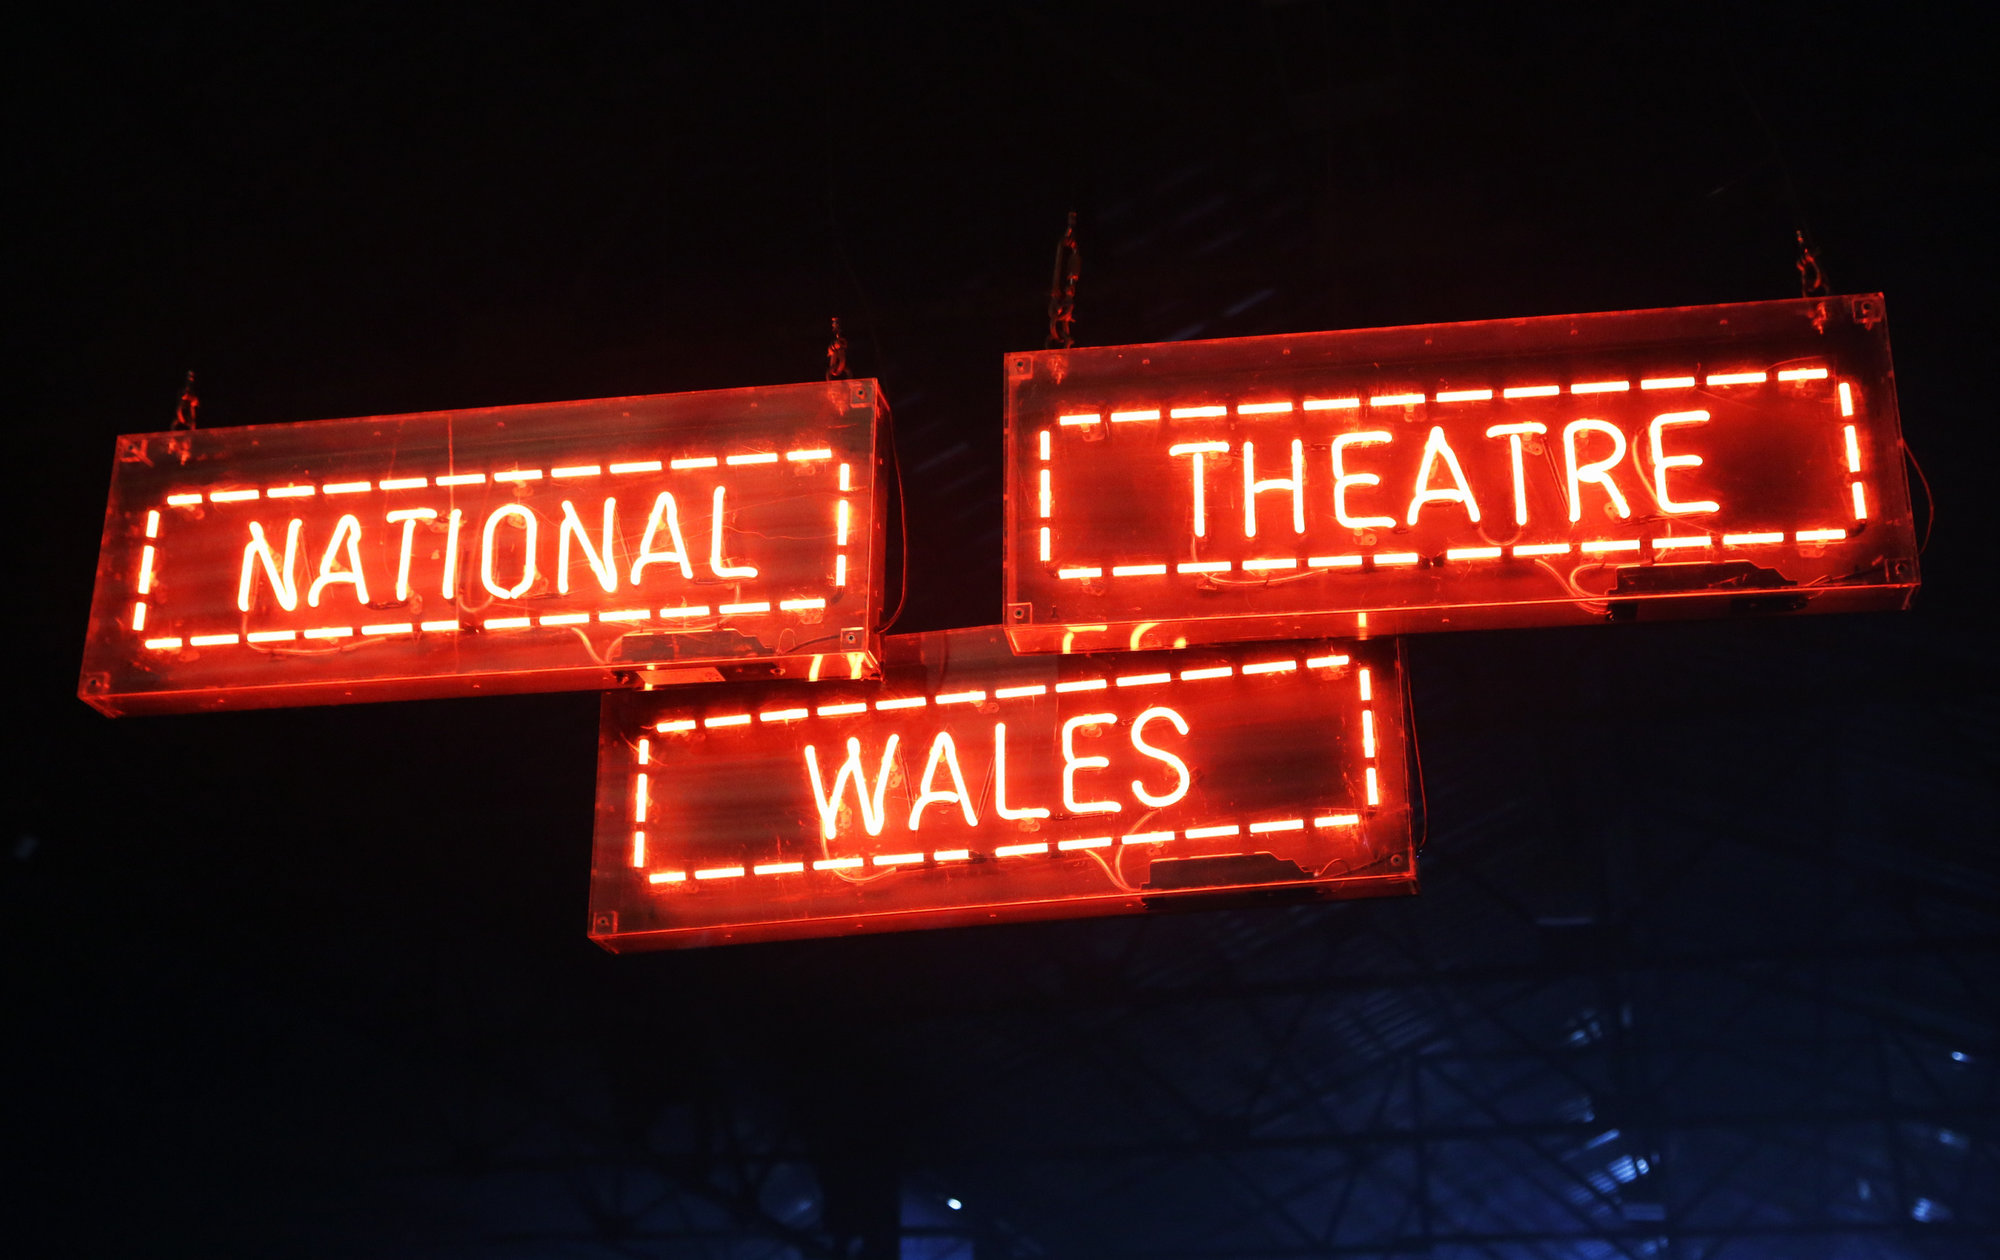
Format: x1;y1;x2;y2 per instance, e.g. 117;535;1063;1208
132;443;858;652
1032;366;1873;583
628;649;1385;886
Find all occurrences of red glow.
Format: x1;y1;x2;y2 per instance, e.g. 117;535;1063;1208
81;380;888;714
1005;295;1918;651
588;627;1413;949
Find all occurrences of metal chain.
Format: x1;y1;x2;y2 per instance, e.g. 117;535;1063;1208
1047;211;1079;350
1795;230;1829;298
172;371;199;430
825;317;849;380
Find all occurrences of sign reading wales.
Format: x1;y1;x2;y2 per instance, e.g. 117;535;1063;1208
589;627;1413;949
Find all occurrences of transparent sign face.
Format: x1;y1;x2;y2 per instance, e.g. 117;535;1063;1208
589;626;1414;950
1004;295;1918;654
80;380;887;714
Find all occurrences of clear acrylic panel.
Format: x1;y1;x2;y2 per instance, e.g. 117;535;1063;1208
1005;295;1917;653
588;626;1415;950
80;379;888;714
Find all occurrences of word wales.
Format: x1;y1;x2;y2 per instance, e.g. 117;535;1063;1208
587;629;1416;949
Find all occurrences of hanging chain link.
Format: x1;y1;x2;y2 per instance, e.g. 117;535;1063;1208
825;317;849;380
1047;211;1080;350
1795;230;1829;299
172;371;200;430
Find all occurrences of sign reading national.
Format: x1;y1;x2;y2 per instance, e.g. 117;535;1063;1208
1004;295;1917;653
589;626;1414;949
81;379;888;714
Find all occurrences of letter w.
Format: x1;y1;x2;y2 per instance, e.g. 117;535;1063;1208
805;735;900;840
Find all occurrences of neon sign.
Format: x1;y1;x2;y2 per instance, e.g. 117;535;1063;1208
1004;295;1918;653
80;380;887;714
588;626;1413;949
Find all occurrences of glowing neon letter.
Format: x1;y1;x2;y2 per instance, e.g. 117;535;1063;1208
1562;420;1631;522
1129;706;1192;809
1168;442;1227;538
1243;439;1305;537
1647;410;1720;514
387;508;438;601
440;508;463;598
1406;426;1481;525
1061;713;1121;815
631;492;693;582
805;735;900;839
308;513;371;607
709;486;758;579
908;732;978;830
1485;422;1547;526
1332;432;1396;529
993;722;1051;820
558;498;619;594
480;503;538;599
237;519;302;612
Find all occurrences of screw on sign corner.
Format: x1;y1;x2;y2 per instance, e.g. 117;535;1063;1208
840;628;864;647
1011;356;1034;378
848;381;873;408
591;911;618;934
1008;603;1031;622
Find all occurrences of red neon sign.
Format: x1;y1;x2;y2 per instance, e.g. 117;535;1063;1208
588;626;1414;949
1004;295;1918;654
80;380;887;714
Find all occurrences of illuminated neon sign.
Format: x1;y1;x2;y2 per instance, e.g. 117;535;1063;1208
80;380;887;714
1004;295;1918;653
587;626;1413;949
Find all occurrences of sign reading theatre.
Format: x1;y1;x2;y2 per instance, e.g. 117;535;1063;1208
81;380;887;714
1005;295;1918;653
589;626;1414;949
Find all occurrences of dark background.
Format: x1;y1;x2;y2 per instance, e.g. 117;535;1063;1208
10;4;1994;1257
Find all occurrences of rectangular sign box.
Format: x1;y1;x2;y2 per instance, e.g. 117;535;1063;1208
80;379;888;714
1004;295;1918;654
588;626;1414;950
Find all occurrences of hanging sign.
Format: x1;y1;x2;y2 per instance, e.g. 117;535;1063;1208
80;380;888;714
1004;295;1918;654
588;626;1414;950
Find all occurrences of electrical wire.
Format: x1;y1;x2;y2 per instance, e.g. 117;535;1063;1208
875;395;909;634
1400;653;1428;852
1903;439;1935;556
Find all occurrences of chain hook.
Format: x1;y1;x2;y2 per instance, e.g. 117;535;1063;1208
1047;211;1080;350
172;371;199;431
825;317;849;381
1795;230;1829;299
